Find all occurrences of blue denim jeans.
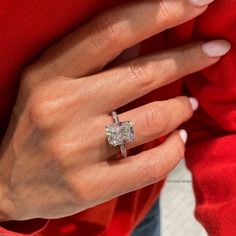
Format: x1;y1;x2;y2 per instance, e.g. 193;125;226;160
131;199;160;236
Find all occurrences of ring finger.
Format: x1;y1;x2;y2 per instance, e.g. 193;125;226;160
75;40;228;113
89;95;198;160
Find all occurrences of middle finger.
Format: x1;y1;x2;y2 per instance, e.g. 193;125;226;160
76;41;224;112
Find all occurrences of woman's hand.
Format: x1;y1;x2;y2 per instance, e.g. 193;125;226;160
0;0;230;221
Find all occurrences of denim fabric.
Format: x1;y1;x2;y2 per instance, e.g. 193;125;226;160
131;199;160;236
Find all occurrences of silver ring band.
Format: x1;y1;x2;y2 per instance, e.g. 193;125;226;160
111;111;120;123
119;144;127;158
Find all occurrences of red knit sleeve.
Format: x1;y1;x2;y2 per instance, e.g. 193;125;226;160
182;2;236;235
0;219;48;236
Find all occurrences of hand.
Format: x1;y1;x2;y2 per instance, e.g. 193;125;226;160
0;0;230;221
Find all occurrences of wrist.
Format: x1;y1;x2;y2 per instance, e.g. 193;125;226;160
0;143;17;222
0;183;15;222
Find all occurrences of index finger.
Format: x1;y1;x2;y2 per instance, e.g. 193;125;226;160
34;0;212;78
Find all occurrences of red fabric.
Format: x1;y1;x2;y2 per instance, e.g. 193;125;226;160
0;1;235;236
0;219;49;236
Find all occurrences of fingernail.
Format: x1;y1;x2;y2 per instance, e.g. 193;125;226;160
179;129;188;143
202;40;231;57
189;97;199;111
189;0;214;7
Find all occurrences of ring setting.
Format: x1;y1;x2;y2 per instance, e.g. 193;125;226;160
106;111;135;158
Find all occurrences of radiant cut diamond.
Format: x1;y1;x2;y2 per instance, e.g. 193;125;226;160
106;121;135;146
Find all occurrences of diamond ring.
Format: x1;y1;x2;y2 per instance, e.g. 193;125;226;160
105;111;135;158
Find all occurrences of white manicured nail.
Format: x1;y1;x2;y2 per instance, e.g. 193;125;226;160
179;129;188;143
189;0;214;7
202;40;231;57
189;97;199;111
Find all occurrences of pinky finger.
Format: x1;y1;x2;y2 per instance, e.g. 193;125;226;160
104;129;187;197
74;130;187;208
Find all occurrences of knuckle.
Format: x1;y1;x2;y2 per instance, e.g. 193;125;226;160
45;137;69;160
180;46;191;68
90;13;123;48
126;60;154;88
143;151;162;184
143;103;168;134
175;137;185;159
159;0;171;25
28;98;53;129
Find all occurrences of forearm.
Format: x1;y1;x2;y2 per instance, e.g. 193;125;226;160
0;141;49;234
0;187;12;222
0;137;16;222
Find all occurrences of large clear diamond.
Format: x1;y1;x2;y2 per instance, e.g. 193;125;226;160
106;121;135;146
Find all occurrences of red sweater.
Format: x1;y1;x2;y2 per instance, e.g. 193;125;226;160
0;1;235;236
